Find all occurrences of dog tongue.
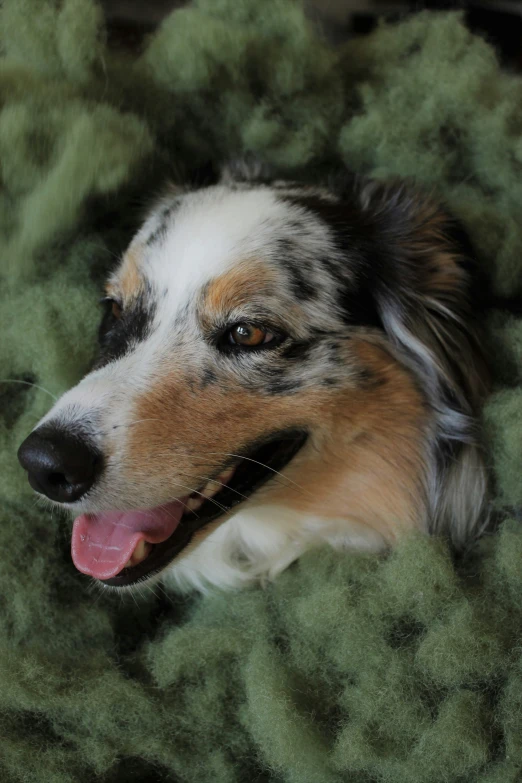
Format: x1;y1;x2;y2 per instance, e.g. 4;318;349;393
71;502;185;580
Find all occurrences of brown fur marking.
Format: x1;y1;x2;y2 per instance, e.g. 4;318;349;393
107;246;144;303
199;261;280;329
124;337;430;546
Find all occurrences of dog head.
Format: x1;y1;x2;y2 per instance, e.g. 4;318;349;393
18;165;489;591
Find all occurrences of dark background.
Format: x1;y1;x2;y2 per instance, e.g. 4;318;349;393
102;0;522;68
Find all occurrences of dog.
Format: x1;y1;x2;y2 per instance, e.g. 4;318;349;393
18;162;490;593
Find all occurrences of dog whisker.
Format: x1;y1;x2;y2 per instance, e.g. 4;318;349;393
111;418;308;495
89;243;122;264
193;474;250;502
0;378;58;401
151;458;302;495
156;498;200;520
166;480;231;517
112;418;165;430
204;451;312;497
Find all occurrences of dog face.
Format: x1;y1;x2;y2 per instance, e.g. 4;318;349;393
18;168;489;592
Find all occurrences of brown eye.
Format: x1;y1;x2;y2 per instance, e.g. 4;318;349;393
228;323;274;347
111;300;122;319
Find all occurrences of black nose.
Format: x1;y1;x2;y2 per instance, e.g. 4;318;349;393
17;427;101;503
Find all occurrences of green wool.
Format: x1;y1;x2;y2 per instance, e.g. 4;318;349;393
1;1;522;781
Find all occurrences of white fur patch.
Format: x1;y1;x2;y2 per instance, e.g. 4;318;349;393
164;504;387;593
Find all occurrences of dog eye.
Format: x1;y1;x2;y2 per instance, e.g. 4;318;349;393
109;299;122;319
98;297;124;343
228;323;275;347
100;297;123;320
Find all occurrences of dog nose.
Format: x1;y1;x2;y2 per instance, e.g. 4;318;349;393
17;427;101;503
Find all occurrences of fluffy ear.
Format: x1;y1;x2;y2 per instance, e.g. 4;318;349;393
355;179;490;547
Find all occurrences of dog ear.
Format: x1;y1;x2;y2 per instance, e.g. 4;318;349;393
355;179;490;547
356;179;489;413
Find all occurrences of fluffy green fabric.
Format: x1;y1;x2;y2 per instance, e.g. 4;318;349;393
1;1;522;780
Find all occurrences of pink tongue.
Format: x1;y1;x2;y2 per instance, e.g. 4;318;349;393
71;501;186;580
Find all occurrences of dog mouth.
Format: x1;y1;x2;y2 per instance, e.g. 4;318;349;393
71;429;307;588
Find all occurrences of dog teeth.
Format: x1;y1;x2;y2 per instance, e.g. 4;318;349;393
200;480;221;499
124;539;152;569
186;497;204;512
183;466;237;516
219;467;236;485
200;467;237;499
